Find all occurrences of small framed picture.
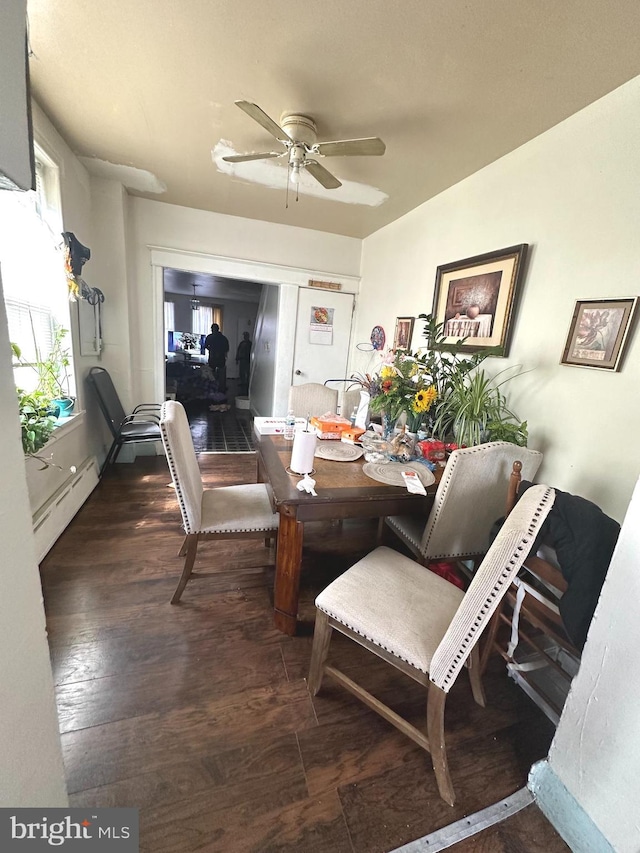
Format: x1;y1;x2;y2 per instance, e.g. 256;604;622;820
561;297;638;371
393;317;414;352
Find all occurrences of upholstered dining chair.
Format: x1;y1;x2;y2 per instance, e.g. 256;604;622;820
88;366;162;476
384;442;543;568
308;484;555;805
287;382;338;418
160;400;279;604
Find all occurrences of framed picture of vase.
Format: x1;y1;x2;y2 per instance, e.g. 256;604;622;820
431;244;528;356
560;297;638;371
393;316;414;352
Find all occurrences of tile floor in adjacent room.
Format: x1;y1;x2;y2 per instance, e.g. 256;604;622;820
181;379;255;454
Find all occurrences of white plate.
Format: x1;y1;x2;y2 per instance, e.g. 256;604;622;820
362;461;435;488
314;443;364;462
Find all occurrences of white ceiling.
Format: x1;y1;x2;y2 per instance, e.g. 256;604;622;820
27;0;640;239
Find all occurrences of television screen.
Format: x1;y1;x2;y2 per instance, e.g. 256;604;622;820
167;331;206;354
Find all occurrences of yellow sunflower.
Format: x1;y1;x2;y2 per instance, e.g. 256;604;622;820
412;386;437;413
380;365;396;378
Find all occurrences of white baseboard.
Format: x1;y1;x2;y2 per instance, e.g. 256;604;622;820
32;456;99;563
528;760;614;852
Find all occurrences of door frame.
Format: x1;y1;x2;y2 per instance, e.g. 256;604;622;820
149;247;360;412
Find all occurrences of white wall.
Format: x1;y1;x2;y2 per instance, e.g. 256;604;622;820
545;476;640;851
250;284;280;415
128;198;362;406
356;75;640;522
31;103;106;469
0;270;67;806
0;1;32;190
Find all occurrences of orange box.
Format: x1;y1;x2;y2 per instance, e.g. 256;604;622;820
310;414;352;440
341;428;366;444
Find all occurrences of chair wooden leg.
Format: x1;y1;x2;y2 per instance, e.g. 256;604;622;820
171;534;199;604
427;683;455;806
467;645;486;708
178;535;188;557
308;610;333;696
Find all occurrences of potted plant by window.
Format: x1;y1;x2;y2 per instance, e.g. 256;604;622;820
13;324;74;417
15;387;58;456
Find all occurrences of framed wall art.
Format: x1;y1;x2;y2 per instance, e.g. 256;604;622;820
393;316;414;352
431;244;528;356
370;325;386;350
561;297;637;371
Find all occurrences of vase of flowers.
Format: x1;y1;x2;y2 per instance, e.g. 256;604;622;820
349;349;438;440
381;411;395;441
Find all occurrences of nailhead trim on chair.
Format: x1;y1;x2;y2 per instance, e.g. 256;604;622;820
430;486;555;692
421;443;500;556
420;443;542;559
160;410;194;534
160;402;277;535
316;601;428;672
385;517;422;550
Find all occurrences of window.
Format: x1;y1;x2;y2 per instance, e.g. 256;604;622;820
192;304;213;335
192;304;223;335
0;144;73;396
164;300;175;333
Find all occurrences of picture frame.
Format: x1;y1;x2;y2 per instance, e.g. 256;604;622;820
431;244;528;356
561;297;637;371
393;316;414;352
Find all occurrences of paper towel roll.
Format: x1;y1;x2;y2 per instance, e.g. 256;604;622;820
290;430;317;474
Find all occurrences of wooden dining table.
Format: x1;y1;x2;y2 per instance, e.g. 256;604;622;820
255;432;439;634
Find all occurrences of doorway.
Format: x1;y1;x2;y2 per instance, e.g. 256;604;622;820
163;268;262;451
151;246;361;425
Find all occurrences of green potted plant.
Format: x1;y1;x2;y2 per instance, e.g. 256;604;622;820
15;387;58;456
12;323;74;417
432;365;528;447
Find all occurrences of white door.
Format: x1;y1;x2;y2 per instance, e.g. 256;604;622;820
292;288;354;387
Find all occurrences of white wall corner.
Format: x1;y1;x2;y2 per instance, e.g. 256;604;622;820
528;761;614;853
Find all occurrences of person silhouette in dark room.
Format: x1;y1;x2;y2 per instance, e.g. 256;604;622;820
235;331;252;394
204;323;229;392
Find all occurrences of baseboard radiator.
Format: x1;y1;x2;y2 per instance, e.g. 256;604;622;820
32;457;99;563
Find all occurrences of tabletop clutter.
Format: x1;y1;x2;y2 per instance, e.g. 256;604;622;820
255;412;453;493
307;413;454;469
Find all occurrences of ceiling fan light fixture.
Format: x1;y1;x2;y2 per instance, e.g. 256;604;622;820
190;284;200;310
228;101;384;195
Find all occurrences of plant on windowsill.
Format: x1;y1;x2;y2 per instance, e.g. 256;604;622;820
12;325;77;469
12;324;75;417
16;387;58;456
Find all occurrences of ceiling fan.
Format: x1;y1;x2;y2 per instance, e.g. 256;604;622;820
223;100;386;189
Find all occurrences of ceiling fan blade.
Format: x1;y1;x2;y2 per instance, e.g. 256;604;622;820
315;137;386;157
235;100;288;142
305;160;342;189
222;152;281;163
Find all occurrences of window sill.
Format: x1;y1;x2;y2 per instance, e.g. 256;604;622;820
46;410;86;445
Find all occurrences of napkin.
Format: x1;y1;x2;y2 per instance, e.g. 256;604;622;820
296;474;317;496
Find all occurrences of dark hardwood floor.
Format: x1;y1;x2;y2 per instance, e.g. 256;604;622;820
40;453;568;852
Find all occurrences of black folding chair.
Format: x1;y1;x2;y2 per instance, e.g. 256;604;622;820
88;367;161;476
